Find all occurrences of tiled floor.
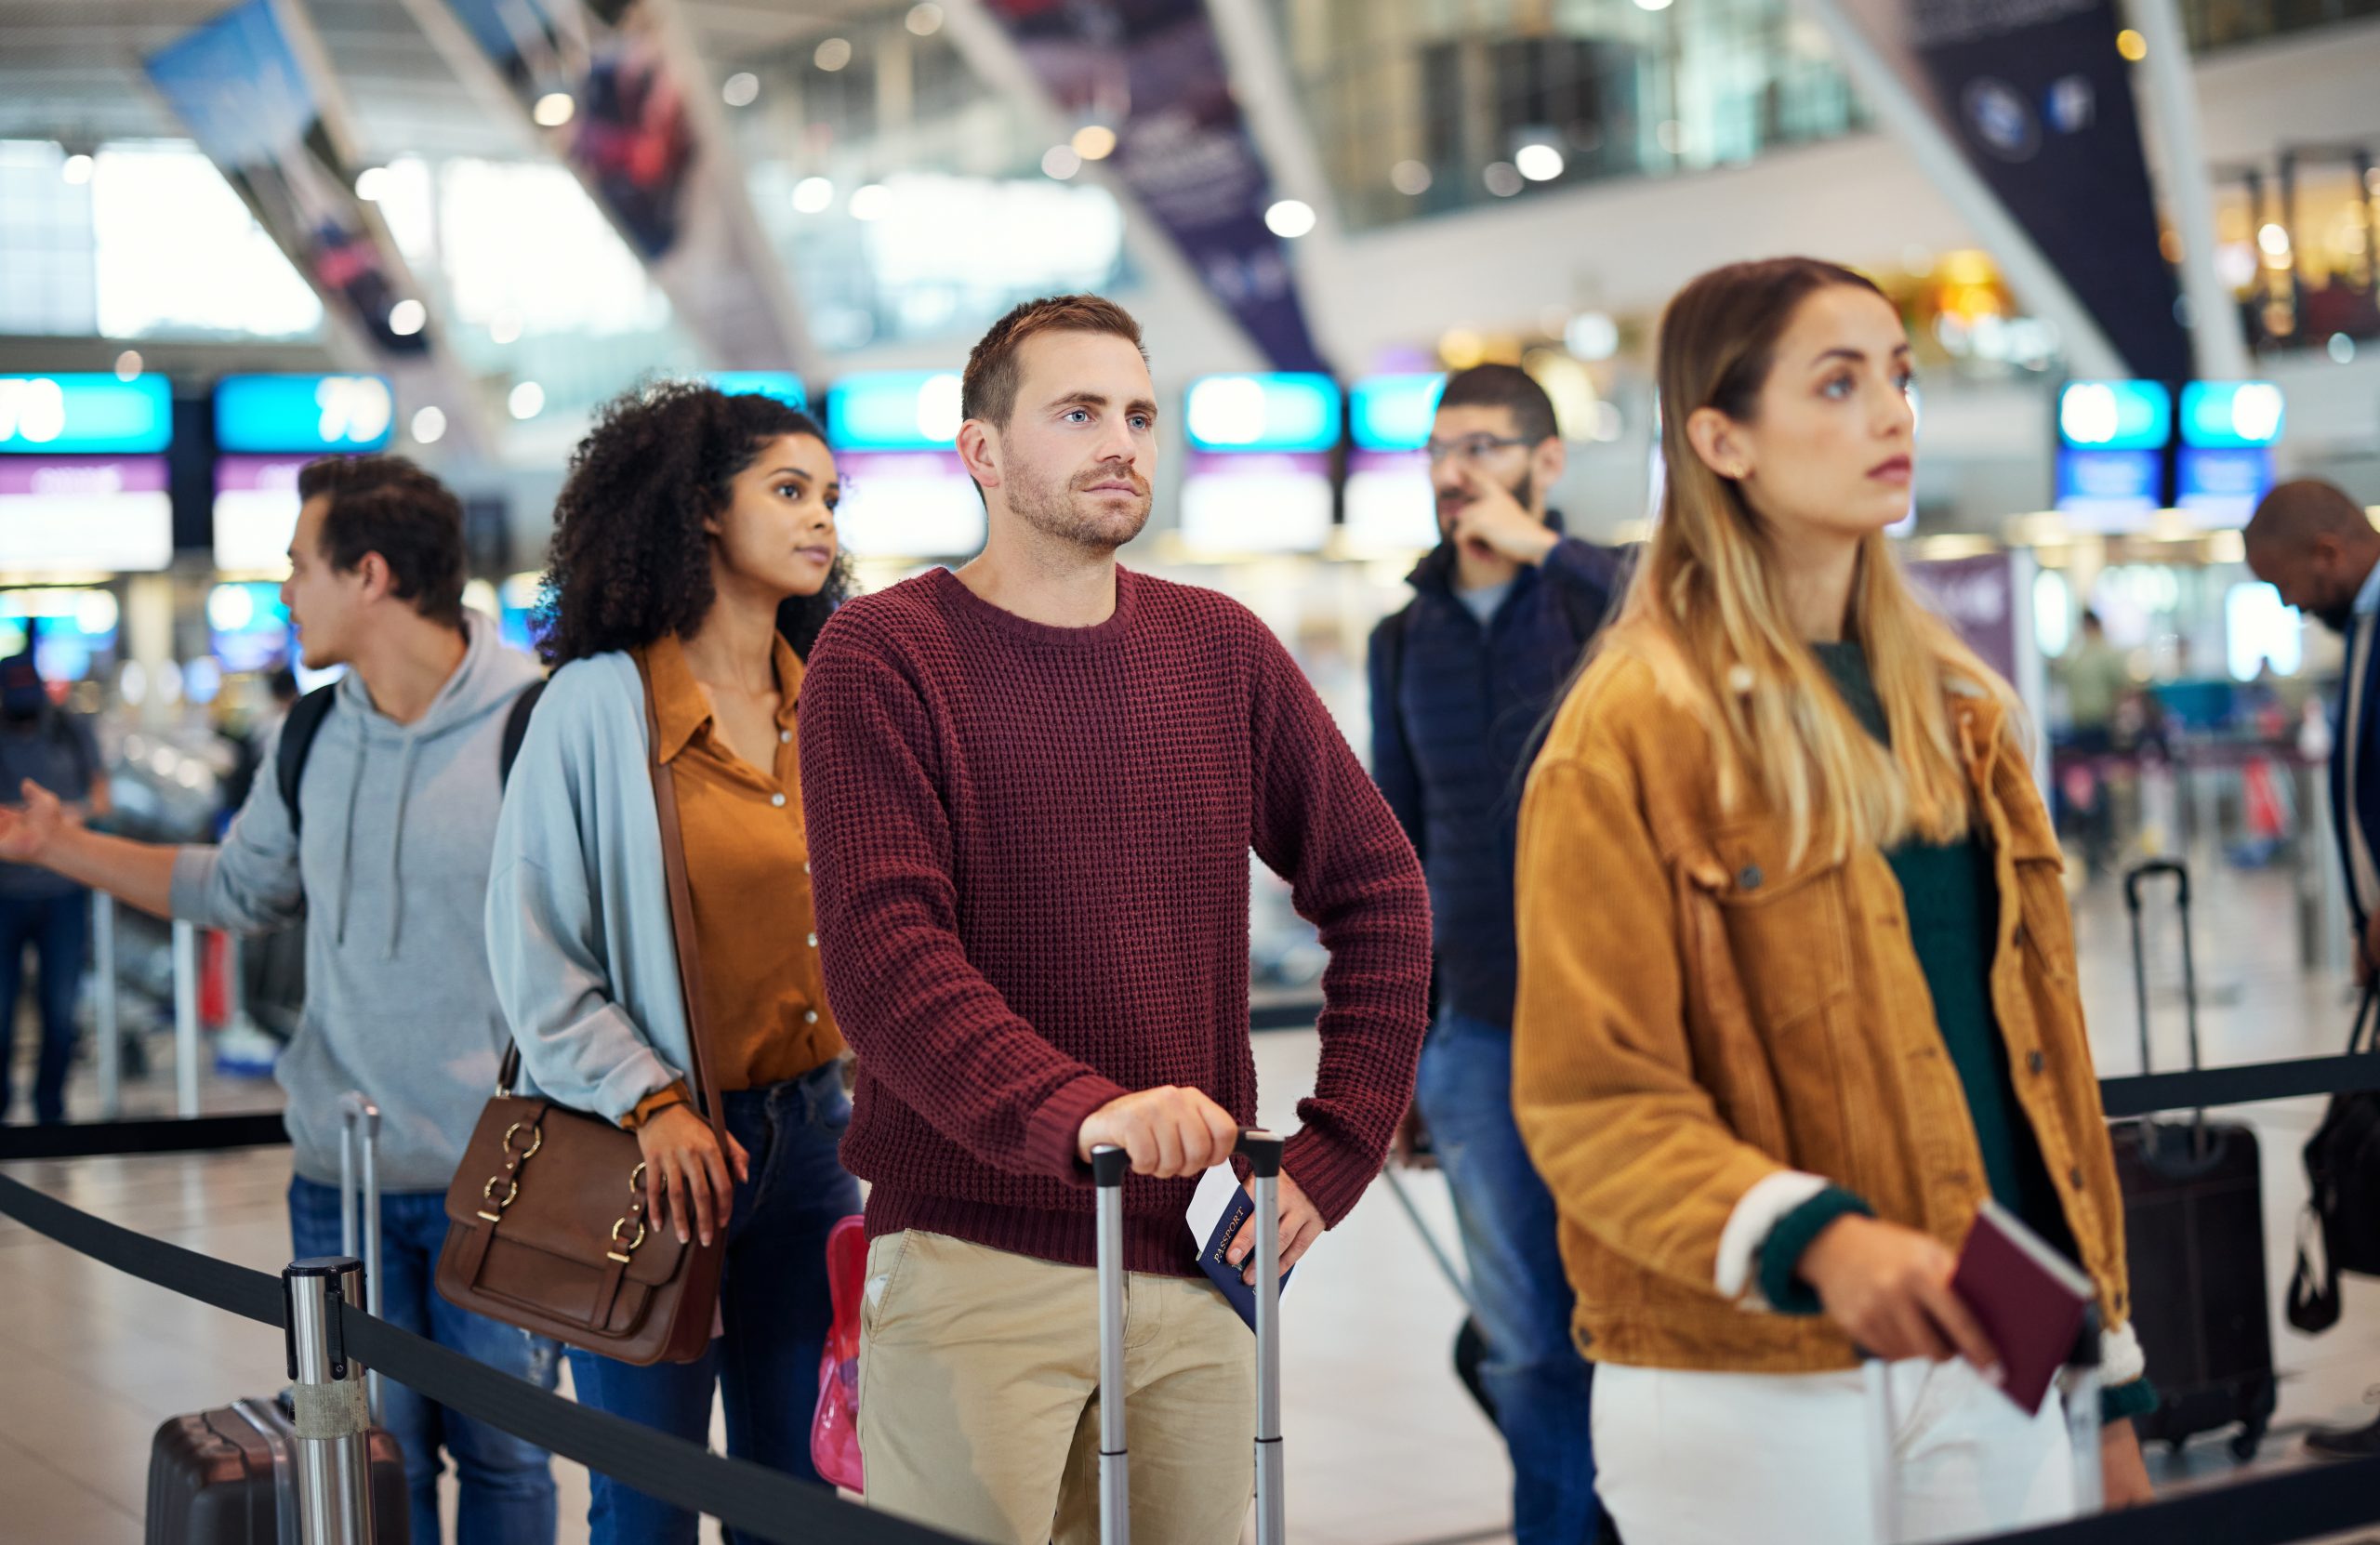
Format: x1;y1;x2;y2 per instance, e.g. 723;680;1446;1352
6;853;2380;1544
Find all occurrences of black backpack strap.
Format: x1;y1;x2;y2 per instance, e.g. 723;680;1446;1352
499;680;547;787
274;684;340;838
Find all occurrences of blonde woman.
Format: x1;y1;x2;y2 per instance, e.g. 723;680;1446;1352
1513;258;2154;1545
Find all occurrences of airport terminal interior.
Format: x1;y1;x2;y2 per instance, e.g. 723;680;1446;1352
5;0;2380;1541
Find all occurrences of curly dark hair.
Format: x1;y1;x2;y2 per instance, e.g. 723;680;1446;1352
535;381;854;667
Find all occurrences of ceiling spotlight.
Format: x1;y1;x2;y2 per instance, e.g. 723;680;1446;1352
509;381;545;420
722;73;760;108
1264;199;1316;239
60;152;94;185
113;350;143;381
354;165;390;201
411;405;447;444
848;183;892;221
906;4;945;35
1390;160;1432;196
792;176;834;214
533;92;575;128
1041;145;1083;180
1483;162;1524;197
489;311;523;345
814;37;853;72
1514;143;1565;181
1072;125;1117;162
387;298;428;337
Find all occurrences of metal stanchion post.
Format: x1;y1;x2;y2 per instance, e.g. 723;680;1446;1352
91;891;121;1120
284;1257;377;1545
171;919;200;1116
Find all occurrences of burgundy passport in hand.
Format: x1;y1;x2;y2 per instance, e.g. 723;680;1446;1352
1951;1198;2096;1414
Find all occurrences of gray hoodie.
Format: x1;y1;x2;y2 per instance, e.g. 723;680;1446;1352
172;615;542;1192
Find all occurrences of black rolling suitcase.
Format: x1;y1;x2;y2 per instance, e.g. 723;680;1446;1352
2111;859;2277;1459
146;1395;408;1544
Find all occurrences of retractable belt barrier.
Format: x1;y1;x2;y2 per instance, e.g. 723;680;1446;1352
0;1170;955;1545
7;1043;2380;1543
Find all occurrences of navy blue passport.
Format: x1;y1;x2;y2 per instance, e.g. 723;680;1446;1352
1188;1166;1293;1333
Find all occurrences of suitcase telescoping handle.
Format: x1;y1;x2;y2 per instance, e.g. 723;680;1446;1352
1863;1307;2105;1542
2122;858;2211;1159
337;1092;383;1424
1091;1129;1288;1545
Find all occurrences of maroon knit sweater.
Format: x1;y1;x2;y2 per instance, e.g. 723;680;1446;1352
799;564;1431;1276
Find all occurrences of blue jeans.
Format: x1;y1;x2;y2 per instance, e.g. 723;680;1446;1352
0;891;87;1125
567;1064;861;1545
289;1177;561;1545
1415;1010;1599;1545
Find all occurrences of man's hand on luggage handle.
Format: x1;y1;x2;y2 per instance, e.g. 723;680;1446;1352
2101;1420;2154;1510
1077;1085;1240;1179
1799;1215;2003;1376
1228;1169;1325;1284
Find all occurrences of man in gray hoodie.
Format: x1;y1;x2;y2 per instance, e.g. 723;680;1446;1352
0;455;556;1545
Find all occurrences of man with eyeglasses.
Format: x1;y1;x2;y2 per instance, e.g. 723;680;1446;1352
1371;363;1624;1545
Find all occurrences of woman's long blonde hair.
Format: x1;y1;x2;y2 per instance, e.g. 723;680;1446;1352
1619;257;2022;862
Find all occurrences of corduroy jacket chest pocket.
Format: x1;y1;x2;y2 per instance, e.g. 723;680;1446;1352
1684;823;1856;1037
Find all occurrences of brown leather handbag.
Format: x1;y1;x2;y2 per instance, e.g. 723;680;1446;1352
435;654;728;1366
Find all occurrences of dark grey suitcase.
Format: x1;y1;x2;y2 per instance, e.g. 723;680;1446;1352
2113;859;2277;1459
144;1395;407;1545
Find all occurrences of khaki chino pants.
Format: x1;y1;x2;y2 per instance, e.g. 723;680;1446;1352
858;1230;1256;1545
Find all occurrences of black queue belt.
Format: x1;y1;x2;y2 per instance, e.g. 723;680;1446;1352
0;1171;957;1545
0;1111;292;1163
2096;1051;2380;1119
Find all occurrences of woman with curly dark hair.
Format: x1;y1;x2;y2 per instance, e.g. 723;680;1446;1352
485;382;863;1543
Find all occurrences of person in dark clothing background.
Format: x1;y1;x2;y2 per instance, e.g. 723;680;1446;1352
0;649;109;1125
1368;364;1625;1545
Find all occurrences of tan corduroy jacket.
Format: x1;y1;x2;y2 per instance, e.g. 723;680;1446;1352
1513;627;2135;1375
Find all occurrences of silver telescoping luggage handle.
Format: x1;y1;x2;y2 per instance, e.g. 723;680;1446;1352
1863;1307;2104;1543
337;1092;383;1424
1091;1129;1288;1545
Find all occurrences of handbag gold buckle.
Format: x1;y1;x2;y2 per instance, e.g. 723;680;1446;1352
607;1166;651;1264
475;1117;544;1224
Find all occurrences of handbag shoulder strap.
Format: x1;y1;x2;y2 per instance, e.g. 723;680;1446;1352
635;650;729;1139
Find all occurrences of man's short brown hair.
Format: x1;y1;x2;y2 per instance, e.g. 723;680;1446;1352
296;454;468;627
961;294;1146;430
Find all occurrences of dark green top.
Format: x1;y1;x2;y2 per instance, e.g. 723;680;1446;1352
1762;646;2151;1418
1813;641;2074;1254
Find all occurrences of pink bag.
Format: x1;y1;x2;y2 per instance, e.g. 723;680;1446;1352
811;1215;868;1493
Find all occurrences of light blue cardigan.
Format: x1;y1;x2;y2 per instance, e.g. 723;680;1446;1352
484;652;696;1121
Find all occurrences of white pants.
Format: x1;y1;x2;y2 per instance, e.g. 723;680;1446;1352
1593;1358;2077;1545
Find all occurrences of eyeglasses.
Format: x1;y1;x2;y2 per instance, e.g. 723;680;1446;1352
1424;434;1532;465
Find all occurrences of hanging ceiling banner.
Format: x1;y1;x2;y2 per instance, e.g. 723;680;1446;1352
143;0;486;451
415;0;813;371
980;0;1329;376
144;0;429;359
1831;0;2190;381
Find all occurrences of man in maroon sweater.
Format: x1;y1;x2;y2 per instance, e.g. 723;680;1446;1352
800;295;1432;1543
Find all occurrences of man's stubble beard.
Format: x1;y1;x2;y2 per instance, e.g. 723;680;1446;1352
1009;458;1153;555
